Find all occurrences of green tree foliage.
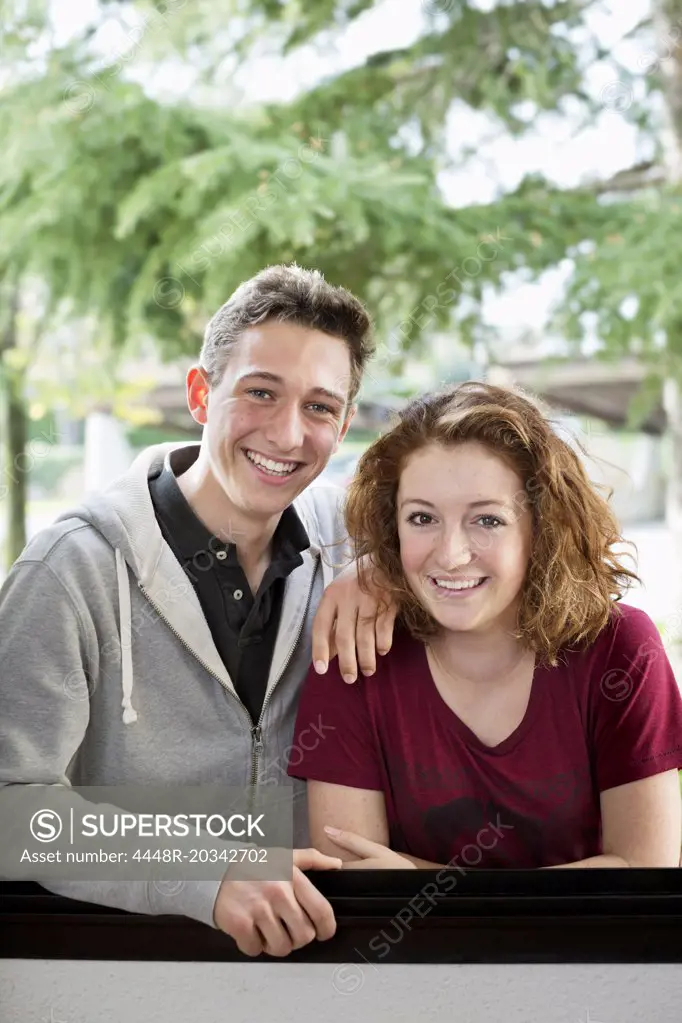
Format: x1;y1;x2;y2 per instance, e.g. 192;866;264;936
115;0;677;384
1;0;655;365
3;0;682;575
150;0;682;386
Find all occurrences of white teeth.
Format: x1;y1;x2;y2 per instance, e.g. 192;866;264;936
245;450;298;475
433;578;485;591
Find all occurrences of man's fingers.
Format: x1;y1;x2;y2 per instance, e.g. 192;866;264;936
375;604;397;656
292;867;337;942
230;913;265;957
278;901;318;951
328;634;338;663
294;847;343;871
334;605;359;682
311;593;336;673
356;607;378;676
254;903;295;958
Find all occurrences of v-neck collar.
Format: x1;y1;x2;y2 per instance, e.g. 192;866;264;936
418;642;548;756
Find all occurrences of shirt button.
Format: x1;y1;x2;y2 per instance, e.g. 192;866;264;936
216;550;227;561
233;589;243;601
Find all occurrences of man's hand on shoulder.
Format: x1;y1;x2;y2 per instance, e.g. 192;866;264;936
213;848;341;957
311;555;398;683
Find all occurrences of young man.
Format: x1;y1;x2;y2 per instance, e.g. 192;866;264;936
0;264;395;958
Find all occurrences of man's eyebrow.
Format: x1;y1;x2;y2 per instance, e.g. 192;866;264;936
238;371;284;386
398;498;509;510
309;386;347;406
238;371;346;405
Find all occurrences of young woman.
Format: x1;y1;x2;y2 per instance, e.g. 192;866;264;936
288;382;682;869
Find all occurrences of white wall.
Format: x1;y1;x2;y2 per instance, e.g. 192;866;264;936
2;961;681;1023
82;412;133;494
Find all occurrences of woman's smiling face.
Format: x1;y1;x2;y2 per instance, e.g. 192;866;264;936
396;441;533;636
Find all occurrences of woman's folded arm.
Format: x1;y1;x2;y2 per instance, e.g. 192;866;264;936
544;771;682;869
307;779;390;860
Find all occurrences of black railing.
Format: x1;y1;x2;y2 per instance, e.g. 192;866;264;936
2;870;682;963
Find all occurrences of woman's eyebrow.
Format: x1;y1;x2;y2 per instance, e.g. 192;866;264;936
468;499;509;509
398;498;508;510
399;498;437;510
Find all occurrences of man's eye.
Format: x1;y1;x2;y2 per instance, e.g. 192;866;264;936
308;403;335;415
406;512;434;526
247;389;273;400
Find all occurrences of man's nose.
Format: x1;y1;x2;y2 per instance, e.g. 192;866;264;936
267;402;305;451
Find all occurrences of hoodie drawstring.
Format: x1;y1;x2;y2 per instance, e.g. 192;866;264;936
321;550;334;591
115;547;138;725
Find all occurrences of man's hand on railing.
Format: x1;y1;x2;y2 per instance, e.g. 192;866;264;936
212;848;342;957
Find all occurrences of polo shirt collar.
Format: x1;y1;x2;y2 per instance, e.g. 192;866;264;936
150;448;310;564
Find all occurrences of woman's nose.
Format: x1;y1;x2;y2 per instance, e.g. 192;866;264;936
439;529;474;568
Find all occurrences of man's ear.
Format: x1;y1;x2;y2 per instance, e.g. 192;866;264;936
334;404;356;451
186;366;211;426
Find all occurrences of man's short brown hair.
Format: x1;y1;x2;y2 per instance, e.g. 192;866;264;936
200;264;374;404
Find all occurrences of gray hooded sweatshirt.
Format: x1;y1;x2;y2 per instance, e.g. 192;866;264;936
0;442;350;928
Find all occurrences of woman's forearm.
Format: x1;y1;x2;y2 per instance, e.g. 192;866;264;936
403;853;632;869
541;854;629;869
401;854;449;868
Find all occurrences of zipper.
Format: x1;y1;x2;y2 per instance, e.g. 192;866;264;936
139;555;320;788
249;553;319;786
251;725;264;770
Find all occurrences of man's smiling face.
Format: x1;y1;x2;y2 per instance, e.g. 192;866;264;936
197;319;355;521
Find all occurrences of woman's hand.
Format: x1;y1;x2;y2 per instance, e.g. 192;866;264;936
311;556;398;683
323;826;417;869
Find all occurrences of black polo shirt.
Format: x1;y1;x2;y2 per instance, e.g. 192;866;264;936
148;451;310;724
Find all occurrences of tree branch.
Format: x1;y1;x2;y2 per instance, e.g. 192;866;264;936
588;159;668;194
0;280;20;357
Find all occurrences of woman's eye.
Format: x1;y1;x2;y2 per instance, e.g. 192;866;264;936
477;515;504;529
247;389;272;400
407;512;434;526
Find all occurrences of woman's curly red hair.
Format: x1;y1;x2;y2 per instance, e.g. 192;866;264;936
345;381;640;666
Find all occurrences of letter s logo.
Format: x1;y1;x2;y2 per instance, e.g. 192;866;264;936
30;809;63;843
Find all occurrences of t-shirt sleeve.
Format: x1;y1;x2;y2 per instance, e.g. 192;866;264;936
286;658;384;790
590;606;682;792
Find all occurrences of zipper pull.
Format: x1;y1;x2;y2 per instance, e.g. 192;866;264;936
251;725;263;751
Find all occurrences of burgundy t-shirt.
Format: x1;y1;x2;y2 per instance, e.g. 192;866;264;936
288;603;682;868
